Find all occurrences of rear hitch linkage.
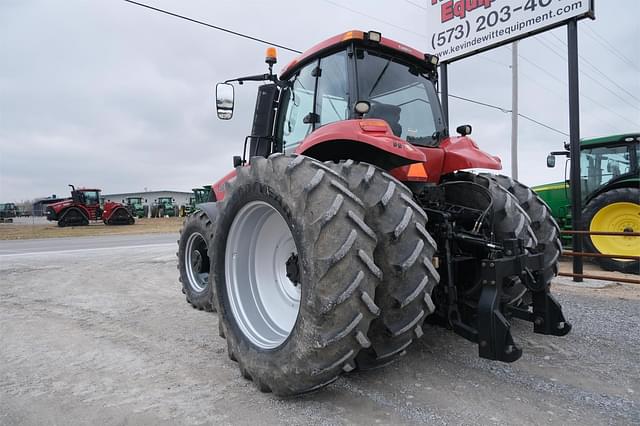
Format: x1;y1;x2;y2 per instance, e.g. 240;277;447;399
475;239;571;362
426;208;571;363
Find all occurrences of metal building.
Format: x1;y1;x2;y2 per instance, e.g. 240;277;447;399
101;191;192;209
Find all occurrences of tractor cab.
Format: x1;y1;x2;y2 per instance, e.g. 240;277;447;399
272;35;444;152
545;133;639;204
214;31;470;172
70;186;101;207
126;197;144;205
579;135;639;201
68;185;102;220
192;187;212;204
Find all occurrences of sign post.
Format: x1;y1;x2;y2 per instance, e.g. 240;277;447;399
567;18;583;282
511;40;518;180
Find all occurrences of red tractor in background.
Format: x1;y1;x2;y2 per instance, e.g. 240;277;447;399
46;185;134;227
177;30;570;396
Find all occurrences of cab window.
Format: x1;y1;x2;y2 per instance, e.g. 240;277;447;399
580;145;632;195
316;51;349;126
280;61;316;151
356;49;440;145
84;191;99;205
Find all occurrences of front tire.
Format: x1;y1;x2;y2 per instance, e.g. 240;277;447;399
177;210;216;311
583;188;639;274
211;154;381;396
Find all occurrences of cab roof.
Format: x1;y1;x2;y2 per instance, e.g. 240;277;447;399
582;133;640;148
280;30;428;80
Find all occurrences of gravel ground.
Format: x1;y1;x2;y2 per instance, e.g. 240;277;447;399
1;236;638;425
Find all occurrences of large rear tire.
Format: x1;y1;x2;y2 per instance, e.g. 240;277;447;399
211;154;381;396
483;174;562;288
583;188;639;274
178;211;215;311
326;161;438;370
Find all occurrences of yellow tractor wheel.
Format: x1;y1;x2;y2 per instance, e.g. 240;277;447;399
583;188;639;274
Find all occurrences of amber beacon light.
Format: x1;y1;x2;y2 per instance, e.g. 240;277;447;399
265;47;277;65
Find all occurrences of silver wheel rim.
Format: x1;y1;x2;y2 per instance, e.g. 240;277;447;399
225;200;300;349
186;232;209;292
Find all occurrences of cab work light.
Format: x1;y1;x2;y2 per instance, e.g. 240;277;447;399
425;54;439;66
366;31;382;43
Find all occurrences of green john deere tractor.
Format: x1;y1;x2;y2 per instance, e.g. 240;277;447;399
535;133;639;273
193;185;212;205
153;197;178;218
0;203;18;223
125;197;148;219
182;196;196;217
182;186;214;216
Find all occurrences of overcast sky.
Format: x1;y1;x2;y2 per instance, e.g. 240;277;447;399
1;0;638;202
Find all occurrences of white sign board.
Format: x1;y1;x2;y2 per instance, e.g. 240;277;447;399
426;0;594;63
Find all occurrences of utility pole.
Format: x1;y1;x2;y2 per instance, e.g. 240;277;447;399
511;41;518;180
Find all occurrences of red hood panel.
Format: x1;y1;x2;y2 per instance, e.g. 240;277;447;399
295;119;426;165
439;136;502;175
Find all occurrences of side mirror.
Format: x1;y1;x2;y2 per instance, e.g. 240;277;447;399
546;154;556;168
456;124;472;136
216;83;234;120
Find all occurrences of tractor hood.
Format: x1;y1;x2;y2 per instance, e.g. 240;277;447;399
48;199;74;212
439;136;502;175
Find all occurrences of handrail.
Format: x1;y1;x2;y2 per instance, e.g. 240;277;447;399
558;272;640;285
561;230;640;237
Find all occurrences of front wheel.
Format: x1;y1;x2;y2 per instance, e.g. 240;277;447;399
178;211;216;311
583;188;639;274
211;154;381;396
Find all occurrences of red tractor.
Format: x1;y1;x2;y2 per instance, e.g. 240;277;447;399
177;31;570;396
46;185;134;227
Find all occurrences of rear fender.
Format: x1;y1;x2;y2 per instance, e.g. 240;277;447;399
294;119;425;169
212;170;237;201
586;177;639;205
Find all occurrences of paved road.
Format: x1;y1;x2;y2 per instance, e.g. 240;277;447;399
1;239;638;425
0;233;177;257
